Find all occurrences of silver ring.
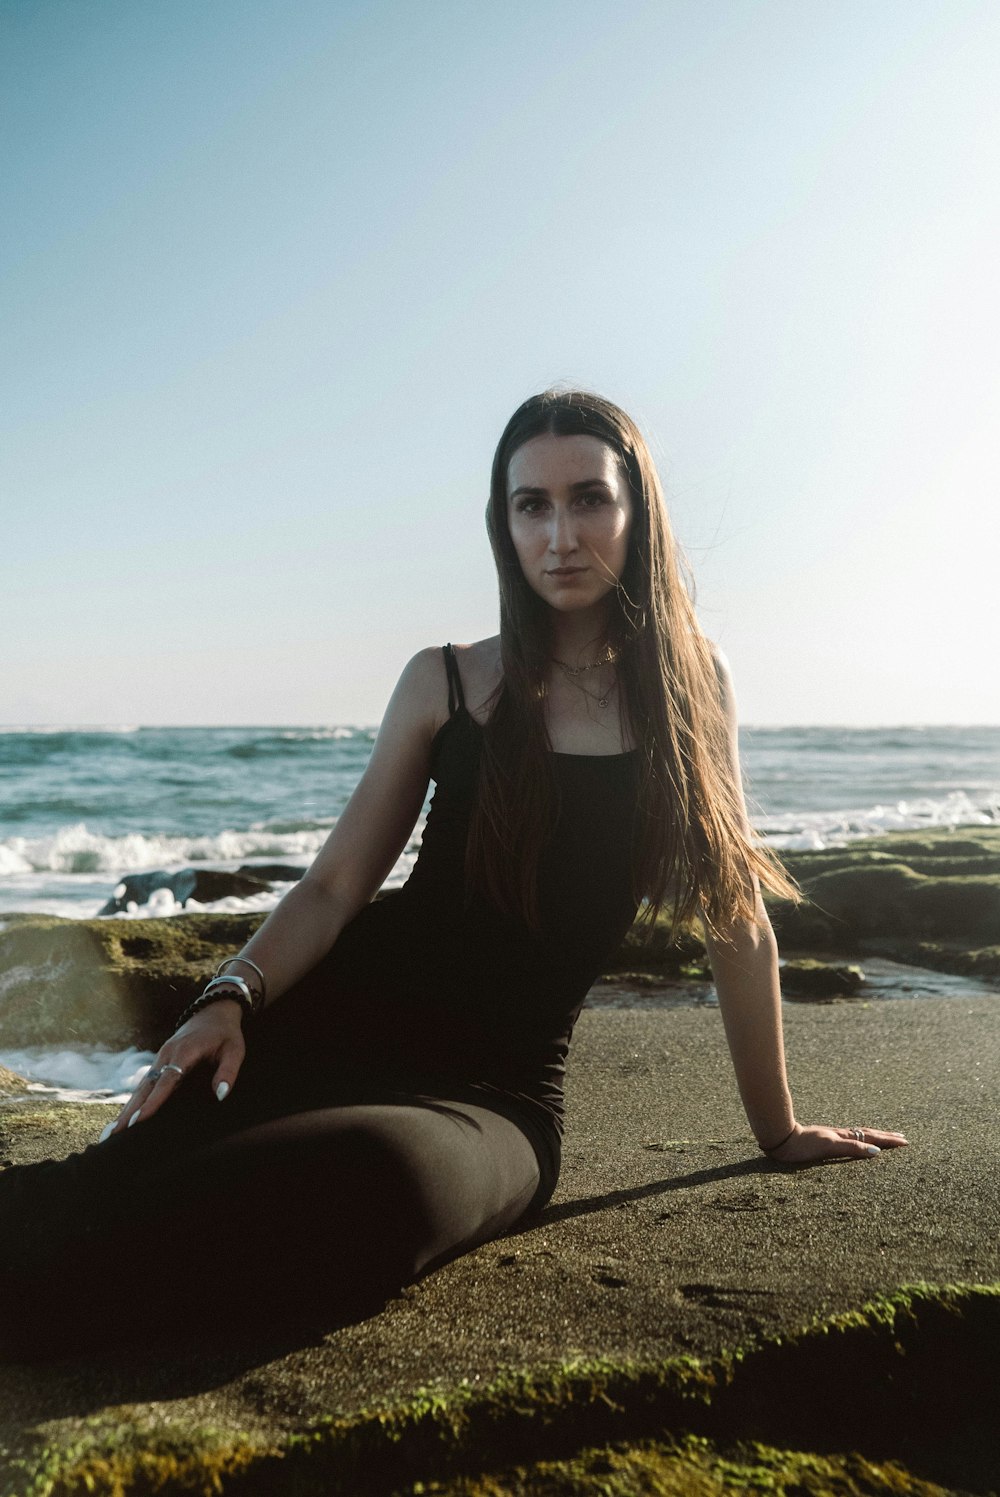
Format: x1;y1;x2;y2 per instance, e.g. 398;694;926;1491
145;1063;184;1085
850;1126;865;1142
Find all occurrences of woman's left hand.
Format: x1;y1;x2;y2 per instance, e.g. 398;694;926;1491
763;1123;908;1166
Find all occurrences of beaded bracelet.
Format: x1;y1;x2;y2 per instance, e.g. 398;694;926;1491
174;977;259;1032
203;972;261;1011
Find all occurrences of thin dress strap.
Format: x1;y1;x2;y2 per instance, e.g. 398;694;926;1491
442;643;467;718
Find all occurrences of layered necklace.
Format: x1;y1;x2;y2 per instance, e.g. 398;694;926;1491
551;645;619;709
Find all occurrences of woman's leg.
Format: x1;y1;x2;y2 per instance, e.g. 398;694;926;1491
0;1093;540;1358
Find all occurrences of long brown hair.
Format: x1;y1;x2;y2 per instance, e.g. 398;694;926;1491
469;389;800;938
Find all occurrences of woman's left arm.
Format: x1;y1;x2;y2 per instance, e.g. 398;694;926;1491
703;650;908;1167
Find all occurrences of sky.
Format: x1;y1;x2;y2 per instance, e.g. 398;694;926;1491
2;0;998;727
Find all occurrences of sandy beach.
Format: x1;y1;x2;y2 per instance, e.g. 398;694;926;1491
1;985;997;1493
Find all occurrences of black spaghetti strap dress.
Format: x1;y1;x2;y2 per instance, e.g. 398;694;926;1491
0;646;640;1357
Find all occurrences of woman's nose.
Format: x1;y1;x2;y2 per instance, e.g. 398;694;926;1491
547;507;578;555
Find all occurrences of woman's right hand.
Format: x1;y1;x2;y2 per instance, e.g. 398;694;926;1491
102;999;247;1138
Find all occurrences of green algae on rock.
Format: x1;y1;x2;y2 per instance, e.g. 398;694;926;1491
410;1434;959;1495
607;920;709;977
0;912;265;1049
6;1284;997;1495
768;827;1000;980
0;1063;31;1099
780;959;866;1000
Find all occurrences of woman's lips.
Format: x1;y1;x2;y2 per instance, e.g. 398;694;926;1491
546;566;587;576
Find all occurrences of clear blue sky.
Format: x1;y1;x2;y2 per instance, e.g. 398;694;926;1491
3;0;998;726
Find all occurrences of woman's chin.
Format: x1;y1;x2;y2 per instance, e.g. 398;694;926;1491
541;590;615;618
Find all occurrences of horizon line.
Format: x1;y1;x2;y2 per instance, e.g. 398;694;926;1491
2;721;999;733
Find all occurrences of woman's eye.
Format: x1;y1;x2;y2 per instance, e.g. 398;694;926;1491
577;491;607;508
516;498;546;515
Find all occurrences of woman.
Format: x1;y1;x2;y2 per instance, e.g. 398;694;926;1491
0;391;906;1356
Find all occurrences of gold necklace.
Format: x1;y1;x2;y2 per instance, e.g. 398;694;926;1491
551;645;618;676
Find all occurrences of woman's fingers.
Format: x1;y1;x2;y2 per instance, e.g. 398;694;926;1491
211;1032;246;1102
106;1058;187;1135
835;1126;908;1153
126;1060;188;1125
101;1019;247;1138
768;1124;908;1166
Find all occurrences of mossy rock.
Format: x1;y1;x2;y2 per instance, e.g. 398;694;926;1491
609;916;707;975
780;959;865;1000
860;937;1000;982
798;865;1000;944
0;1062;31;1097
765;828;1000;963
0;912;266;1049
4;1283;997;1496
779;827;1000;883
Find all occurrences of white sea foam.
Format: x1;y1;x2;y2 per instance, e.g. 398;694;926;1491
107;887;286;920
0;822;333;876
0;816;424;916
276;727;361;741
2;786;991;886
758;790;998;850
0;1045;155;1104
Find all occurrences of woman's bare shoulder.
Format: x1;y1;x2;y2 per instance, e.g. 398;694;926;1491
449;636;502;723
390;638;500;733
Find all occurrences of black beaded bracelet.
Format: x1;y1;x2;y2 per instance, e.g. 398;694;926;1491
174;984;255;1032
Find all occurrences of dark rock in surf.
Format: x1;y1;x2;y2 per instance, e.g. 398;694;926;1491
236;864;307;883
97;868;274;916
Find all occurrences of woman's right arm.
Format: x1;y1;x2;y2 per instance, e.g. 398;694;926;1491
107;647;446;1132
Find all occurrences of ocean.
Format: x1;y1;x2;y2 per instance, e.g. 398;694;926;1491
1;724;997;1102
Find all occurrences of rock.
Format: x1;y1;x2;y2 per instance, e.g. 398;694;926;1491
0;1063;31;1097
236;863;307;883
780;959;865;1000
778;827;1000;883
0;912;265;1049
767;828;1000;974
608;920;707;977
793;864;926;940
178;869;275;904
97;868;275;916
859;938;1000;982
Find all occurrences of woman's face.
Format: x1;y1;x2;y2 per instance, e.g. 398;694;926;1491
505;433;634;617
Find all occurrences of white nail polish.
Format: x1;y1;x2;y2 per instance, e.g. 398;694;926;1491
216;1081;230;1101
866;1144;881;1155
98;1122;115;1143
128;1110;141;1128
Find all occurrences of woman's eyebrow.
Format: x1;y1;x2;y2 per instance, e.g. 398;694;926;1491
508;479;614;500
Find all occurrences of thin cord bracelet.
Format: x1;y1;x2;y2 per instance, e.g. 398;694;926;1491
759;1125;797;1155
